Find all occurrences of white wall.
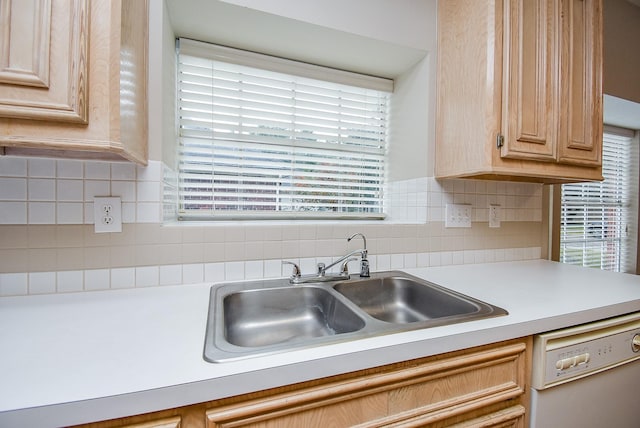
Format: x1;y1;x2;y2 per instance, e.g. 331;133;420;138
218;0;436;52
389;56;434;181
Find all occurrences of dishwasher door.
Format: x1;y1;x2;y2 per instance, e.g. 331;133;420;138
529;312;640;428
530;359;640;427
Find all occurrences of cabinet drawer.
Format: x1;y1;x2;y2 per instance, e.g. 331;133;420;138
206;341;529;427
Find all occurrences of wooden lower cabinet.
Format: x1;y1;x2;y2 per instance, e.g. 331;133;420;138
73;338;531;428
119;418;182;428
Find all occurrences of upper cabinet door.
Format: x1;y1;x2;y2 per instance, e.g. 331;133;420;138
501;0;557;162
435;0;603;183
0;0;89;123
557;0;603;166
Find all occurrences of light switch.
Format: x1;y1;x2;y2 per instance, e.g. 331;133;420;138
445;204;472;228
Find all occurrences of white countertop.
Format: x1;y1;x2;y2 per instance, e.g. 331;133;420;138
2;260;640;427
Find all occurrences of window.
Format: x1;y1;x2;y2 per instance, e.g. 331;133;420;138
559;127;638;272
176;39;393;220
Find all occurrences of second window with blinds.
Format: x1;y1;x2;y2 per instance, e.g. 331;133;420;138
176;39;393;221
559;126;639;273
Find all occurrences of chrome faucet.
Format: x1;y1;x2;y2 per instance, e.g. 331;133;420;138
283;233;370;284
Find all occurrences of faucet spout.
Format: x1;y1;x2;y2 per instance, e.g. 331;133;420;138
318;249;365;276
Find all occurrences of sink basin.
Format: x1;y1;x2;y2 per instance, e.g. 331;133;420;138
223;286;365;347
204;271;507;362
333;276;484;324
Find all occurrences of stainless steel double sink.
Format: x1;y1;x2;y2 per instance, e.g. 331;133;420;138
203;271;507;362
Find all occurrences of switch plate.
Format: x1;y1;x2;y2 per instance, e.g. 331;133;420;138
489;204;501;228
94;197;122;233
445;204;472;228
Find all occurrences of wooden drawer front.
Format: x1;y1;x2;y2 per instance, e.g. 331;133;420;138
448;405;525;428
206;342;527;428
122;417;182;428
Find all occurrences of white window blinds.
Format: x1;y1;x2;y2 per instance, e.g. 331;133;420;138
176;39;392;220
560;127;638;272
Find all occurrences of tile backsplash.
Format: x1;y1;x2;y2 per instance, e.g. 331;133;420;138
0;157;162;225
0;156;544;296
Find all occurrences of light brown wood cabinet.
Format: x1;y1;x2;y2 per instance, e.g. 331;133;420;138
119;417;181;428
436;0;603;183
72;338;531;428
0;0;148;164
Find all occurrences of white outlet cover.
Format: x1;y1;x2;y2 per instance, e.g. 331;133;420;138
94;196;122;233
445;203;472;228
489;204;501;228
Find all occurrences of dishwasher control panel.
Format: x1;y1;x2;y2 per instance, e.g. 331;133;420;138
532;312;640;389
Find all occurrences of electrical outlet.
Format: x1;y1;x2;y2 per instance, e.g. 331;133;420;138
489;204;501;228
94;197;122;233
445;204;472;228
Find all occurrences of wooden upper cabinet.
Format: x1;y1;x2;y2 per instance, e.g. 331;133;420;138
557;0;603;167
0;0;148;164
0;0;88;123
501;0;557;162
436;0;603;183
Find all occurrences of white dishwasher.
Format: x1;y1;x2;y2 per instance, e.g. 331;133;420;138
530;312;640;428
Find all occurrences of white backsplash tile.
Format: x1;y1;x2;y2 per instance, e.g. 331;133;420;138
28;272;56;294
136;202;161;223
57;179;84;202
225;261;245;281
0;157;27;177
111;163;136;181
160;264;182;286
0;202;27;224
84;180;110;201
0;178;27;200
136;181;161;202
85;269;110;291
183;263;204;284
57;203;84;224
56;159;84;179
57;271;83;293
111;268;135;289
111;181;136;202
85;161;111;180
136;266;159;287
204;262;225;283
28;202;56;224
28;178;55;201
0;273;28;296
28;158;55;178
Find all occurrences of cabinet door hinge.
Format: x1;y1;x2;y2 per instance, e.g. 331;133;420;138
496;133;504;149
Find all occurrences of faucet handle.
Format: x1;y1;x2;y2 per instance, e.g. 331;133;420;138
282;261;301;280
341;257;358;276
